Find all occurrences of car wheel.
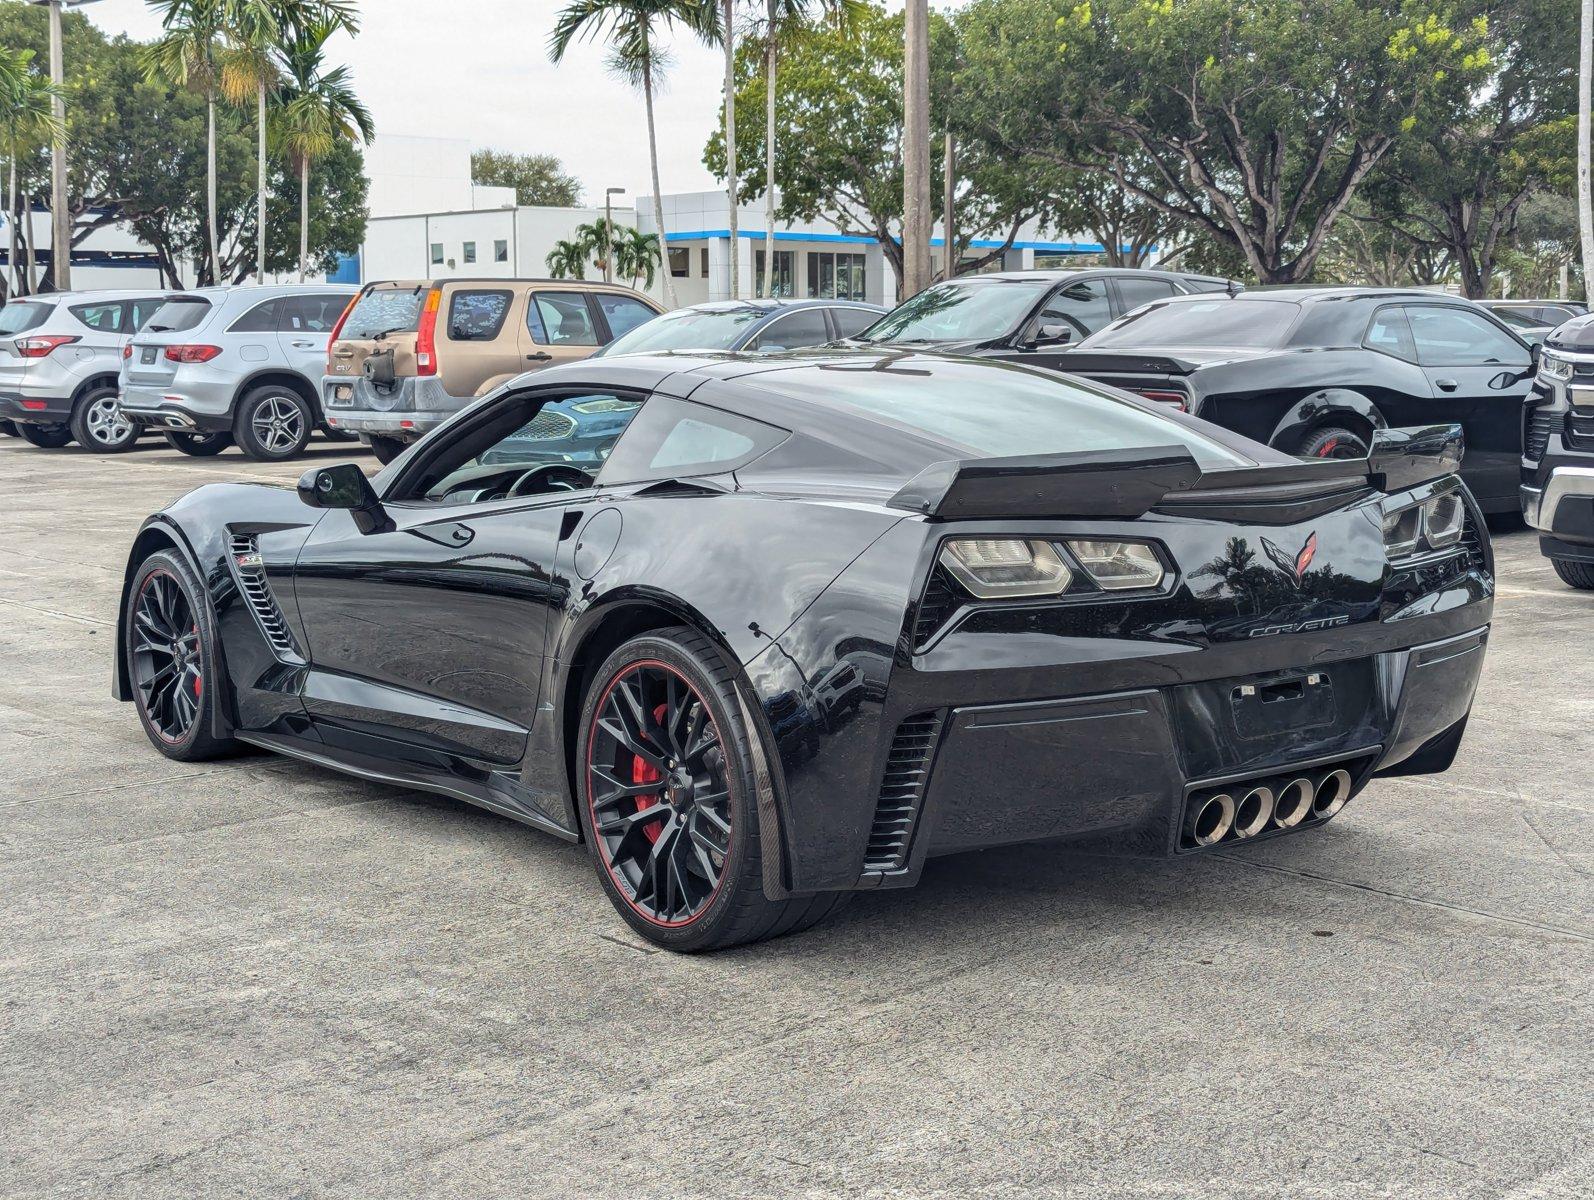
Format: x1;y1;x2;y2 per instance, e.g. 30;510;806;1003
124;550;239;762
15;422;72;448
0;418;17;436
576;626;849;952
367;434;406;465
1551;557;1594;590
70;387;140;453
234;386;313;461
164;431;233;457
1298;425;1370;460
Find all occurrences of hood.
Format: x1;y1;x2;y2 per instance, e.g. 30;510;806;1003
1546;313;1594;353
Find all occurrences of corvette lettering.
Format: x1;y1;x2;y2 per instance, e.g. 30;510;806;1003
1248;615;1351;637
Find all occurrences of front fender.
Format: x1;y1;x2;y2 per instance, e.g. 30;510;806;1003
1267;388;1387;450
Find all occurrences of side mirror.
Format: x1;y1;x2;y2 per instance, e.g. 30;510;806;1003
298;463;392;534
1031;323;1072;348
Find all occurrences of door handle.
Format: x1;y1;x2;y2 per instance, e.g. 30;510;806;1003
291;340;316;348
1435;378;1458;392
527;352;552;362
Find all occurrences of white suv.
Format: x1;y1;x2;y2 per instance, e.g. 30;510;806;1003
0;290;171;451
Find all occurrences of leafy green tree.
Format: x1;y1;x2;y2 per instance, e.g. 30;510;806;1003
612;225;660;288
545;237;589;279
549;0;719;309
470;148;582;206
0;46;60;296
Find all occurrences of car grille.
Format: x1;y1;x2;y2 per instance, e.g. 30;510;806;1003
228;534;303;662
521;409;577;440
1567;409;1594;452
863;712;943;874
1524;406;1561;460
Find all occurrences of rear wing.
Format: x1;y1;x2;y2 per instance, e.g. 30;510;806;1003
1366;423;1463;493
1050;351;1202;376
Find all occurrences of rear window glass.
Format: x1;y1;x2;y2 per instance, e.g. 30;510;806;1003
342;288;426;339
447;290;511;341
1083;299;1299;349
752;359;1249;469
0;302;52;335
145;299;212;334
70;302;124;332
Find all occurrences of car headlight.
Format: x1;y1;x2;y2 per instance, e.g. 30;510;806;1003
1063;539;1165;590
1383;485;1466;558
1541;353;1574;382
938;538;1072;598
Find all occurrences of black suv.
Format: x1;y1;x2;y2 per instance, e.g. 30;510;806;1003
1055;288;1535;515
844;268;1238;361
1522;313;1594;588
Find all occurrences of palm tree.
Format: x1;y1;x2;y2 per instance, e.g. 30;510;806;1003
218;0;281;283
748;0;861;297
549;0;720;310
573;218;616;277
546;238;589;279
612;227;661;289
143;0;227;284
273;15;373;280
0;49;60;297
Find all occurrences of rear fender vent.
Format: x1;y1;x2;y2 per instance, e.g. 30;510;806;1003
227;534;304;662
912;564;963;650
863;712;944;874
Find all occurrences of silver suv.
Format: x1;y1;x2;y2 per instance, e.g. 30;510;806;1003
0;290;171;451
120;283;357;460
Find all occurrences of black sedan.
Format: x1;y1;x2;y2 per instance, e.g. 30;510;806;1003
595;298;882;357
1522;313;1594;588
1057;288;1537;515
114;351;1493;951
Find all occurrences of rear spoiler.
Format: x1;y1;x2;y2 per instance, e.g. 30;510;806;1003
1366;423;1463;493
1051;351;1201;376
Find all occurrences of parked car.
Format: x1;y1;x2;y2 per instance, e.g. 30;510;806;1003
1056;287;1536;514
1481;298;1588;329
1521;312;1594;588
113;349;1490;951
0;289;171;451
119;284;358;460
594;298;883;357
1485;304;1554;348
322;278;663;464
841;267;1239;361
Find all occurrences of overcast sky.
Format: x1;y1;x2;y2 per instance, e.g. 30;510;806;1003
88;0;736;203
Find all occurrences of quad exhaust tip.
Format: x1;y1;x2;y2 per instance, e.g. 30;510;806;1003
1273;777;1314;829
1187;792;1235;847
1231;785;1275;839
1312;769;1353;819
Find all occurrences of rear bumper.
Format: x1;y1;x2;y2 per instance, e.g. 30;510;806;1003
320;375;465;441
120;385;235;434
0;390;71;425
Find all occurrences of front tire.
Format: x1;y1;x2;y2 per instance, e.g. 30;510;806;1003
1551;557;1594;590
234;386;313;461
367;434;406;465
124;550;238;761
164;431;232;457
576;626;848;952
1298;425;1369;460
71;387;140;453
16;421;72;448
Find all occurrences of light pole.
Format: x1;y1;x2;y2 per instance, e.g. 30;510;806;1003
604;186;625;285
901;0;931;299
29;0;101;293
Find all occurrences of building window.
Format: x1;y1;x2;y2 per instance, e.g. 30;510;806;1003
668;248;690;278
699;248;709;277
430;242;444;266
494;239;509;263
808;252;867;301
462;241;477;264
754;250;795;298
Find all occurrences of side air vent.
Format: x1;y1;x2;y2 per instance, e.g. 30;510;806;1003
863;712;943;874
1524;406;1561;460
912;565;962;649
227;534;303;662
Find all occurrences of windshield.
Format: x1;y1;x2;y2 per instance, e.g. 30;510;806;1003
145;299;212;334
1082;299;1299;349
854;279;1053;344
0;301;52;336
342;288;426;339
600;306;763;355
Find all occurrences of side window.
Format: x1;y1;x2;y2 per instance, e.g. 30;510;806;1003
1115;277;1180;313
600;395;786;484
596;294;657;341
1407;306;1529;367
529;292;598;346
1363;306;1416;362
1039;279;1111;336
280;294;347;333
447;290;511;341
752;307;831;351
830;307;878;339
229;299;279;333
69;302;125;332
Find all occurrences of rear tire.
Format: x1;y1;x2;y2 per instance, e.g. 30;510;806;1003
576;626;849;952
70;386;140;453
367;434;406;465
0;418;17;436
1298;425;1369;460
321;426;358;443
234;386;313;461
16;422;72;448
164;431;232;457
1551;557;1594;590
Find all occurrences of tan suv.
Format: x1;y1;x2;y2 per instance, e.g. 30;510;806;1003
321;278;663;463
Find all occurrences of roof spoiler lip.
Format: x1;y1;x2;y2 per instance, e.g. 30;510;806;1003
1365;423;1464;494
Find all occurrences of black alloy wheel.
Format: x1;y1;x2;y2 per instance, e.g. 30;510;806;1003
71;386;140;453
125;550;236;761
1299;425;1369;460
234;386;313;461
16;422;72;448
576;627;850;951
165;431;233;457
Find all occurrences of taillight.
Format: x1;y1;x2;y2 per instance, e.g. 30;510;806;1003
414;288;442;376
14;334;79;358
122;344;133;360
326;292;359;373
164;344;222;364
1134;389;1188;411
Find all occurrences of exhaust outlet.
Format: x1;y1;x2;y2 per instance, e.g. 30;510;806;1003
1273;777;1314;829
1186;793;1236;847
1231;785;1275;839
1312;769;1353;818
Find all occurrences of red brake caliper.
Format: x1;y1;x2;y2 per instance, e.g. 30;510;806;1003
1319;438;1339;457
630;702;670;844
192;625;203;697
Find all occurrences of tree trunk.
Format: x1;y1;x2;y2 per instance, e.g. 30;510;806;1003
299;156;310;282
24;186;38;293
763;14;776;299
1580;0;1593;298
6;157;17;299
723;0;738;299
901;0;932;298
206;89;220;286
642;51;677;309
257;81;268;282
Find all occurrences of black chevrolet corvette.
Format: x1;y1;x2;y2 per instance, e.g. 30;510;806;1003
114;351;1494;950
